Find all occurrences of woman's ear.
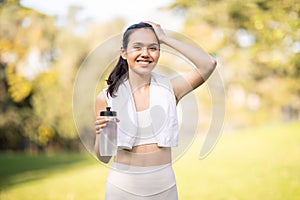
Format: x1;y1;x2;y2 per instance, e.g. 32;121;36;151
120;47;126;60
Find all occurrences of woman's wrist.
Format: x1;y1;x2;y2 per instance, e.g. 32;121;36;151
159;34;170;45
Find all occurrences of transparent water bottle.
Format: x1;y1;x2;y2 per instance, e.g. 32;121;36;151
99;107;117;156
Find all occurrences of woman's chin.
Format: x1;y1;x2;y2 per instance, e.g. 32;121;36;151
132;66;155;75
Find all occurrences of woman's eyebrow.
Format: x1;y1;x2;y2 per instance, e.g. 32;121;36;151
131;42;159;46
149;43;159;46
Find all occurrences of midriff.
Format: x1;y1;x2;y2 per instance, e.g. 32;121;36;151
114;143;171;167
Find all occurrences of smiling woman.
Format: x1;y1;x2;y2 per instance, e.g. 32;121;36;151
93;21;216;199
129;41;160;67
121;28;160;77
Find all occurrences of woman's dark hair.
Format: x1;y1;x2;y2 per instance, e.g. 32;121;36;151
106;22;159;97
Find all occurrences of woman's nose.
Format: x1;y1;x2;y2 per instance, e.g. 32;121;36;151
141;47;150;57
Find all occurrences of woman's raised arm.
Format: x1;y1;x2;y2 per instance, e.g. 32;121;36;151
145;21;217;102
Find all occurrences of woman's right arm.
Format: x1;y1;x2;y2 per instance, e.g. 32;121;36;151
94;91;111;163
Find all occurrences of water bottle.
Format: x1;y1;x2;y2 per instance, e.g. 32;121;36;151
99;107;117;156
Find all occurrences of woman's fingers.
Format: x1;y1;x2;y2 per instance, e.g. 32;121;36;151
95;117;108;134
94;117;120;134
95;123;107;134
143;21;166;43
95;117;108;124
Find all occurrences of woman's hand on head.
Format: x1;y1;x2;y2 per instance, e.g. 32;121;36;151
143;21;167;44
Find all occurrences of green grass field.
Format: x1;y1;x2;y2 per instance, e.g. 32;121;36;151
1;122;300;200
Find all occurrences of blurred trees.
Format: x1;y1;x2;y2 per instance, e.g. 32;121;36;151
168;0;300;128
0;0;125;152
0;0;72;152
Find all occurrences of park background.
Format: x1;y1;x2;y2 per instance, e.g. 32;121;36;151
0;0;300;199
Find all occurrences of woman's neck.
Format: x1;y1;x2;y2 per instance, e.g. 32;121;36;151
128;70;151;92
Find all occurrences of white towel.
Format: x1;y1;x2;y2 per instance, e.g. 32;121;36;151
105;72;178;149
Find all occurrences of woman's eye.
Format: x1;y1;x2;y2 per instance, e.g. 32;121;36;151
133;46;142;50
149;46;158;51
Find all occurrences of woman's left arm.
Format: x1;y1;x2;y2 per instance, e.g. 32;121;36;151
146;21;217;102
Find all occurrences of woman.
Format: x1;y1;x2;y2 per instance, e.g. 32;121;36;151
94;21;216;199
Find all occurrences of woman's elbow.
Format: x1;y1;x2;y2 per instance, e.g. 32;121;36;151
210;57;217;70
202;58;217;80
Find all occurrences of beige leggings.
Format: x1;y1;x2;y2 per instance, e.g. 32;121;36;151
105;162;178;200
105;183;178;200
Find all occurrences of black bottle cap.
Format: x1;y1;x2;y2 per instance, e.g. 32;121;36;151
100;107;117;116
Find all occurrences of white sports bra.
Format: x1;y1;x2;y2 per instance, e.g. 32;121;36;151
133;109;157;146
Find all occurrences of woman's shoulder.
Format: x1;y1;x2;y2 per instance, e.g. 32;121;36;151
96;91;107;105
96;87;112;107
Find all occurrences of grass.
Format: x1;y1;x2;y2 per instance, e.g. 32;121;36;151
0;152;109;200
174;122;300;200
0;153;92;188
0;121;300;199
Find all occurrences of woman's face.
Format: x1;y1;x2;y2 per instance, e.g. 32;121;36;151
122;28;160;75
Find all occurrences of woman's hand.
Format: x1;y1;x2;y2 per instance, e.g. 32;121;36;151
95;116;108;134
143;21;167;44
95;117;120;134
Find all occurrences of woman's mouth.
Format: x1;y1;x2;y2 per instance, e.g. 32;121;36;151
137;60;152;65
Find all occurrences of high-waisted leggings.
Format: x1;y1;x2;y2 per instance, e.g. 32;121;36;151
104;162;178;200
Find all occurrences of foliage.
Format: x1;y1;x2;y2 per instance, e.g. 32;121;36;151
0;1;82;151
0;0;126;152
168;0;300;128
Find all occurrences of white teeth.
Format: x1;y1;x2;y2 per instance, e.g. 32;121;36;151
138;61;149;65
